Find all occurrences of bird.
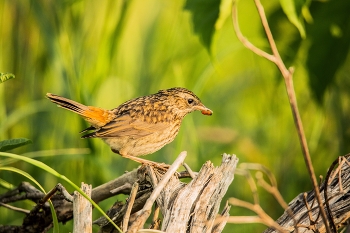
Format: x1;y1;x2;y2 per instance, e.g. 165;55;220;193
46;87;212;166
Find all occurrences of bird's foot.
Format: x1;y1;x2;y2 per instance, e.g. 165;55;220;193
119;153;171;171
139;160;171;172
143;162;181;177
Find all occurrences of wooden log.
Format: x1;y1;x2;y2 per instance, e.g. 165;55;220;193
159;154;238;232
73;183;92;233
264;156;350;233
96;153;238;233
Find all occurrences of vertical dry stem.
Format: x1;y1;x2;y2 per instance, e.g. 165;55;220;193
231;0;330;232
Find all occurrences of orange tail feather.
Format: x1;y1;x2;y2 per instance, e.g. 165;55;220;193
46;93;114;127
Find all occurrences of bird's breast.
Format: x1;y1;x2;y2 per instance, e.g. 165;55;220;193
103;121;181;157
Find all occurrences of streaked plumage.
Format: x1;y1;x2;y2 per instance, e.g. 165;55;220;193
46;87;212;164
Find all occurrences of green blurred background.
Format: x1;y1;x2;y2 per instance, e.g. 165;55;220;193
1;0;350;232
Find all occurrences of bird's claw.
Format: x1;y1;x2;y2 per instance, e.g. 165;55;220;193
142;162;180;177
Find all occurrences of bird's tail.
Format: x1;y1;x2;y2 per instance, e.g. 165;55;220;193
46;93;90;116
46;93;114;127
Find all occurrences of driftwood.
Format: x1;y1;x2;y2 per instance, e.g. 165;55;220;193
0;169;142;233
95;153;238;232
73;183;92;233
264;155;350;233
2;154;350;232
0;152;238;233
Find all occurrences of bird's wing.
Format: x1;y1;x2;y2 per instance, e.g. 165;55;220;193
94;114;170;139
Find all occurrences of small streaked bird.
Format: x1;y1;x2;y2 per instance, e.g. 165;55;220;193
46;87;212;166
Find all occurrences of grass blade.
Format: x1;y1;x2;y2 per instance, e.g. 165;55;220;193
0;152;123;233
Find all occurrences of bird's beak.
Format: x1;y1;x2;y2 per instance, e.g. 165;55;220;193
196;105;213;116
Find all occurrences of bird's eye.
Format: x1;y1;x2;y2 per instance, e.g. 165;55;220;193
187;98;194;104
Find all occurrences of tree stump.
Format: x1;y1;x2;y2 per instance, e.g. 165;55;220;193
97;153;238;233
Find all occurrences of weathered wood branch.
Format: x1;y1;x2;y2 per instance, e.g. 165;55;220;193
97;153;238;232
0;153;237;233
73;183;92;233
0;169;141;233
1;154;350;232
160;154;237;232
264;155;350;233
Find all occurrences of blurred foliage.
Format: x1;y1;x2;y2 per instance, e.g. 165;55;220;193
0;0;350;232
279;0;308;38
0;138;32;152
184;0;220;50
306;0;350;103
0;72;15;83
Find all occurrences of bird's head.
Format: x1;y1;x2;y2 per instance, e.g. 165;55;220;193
158;87;213;118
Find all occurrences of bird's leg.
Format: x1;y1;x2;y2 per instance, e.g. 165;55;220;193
124;155;171;170
111;149;170;169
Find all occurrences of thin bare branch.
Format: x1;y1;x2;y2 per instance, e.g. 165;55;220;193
111;183;133;195
0;202;30;214
324;154;350;232
122;182;139;232
228;198;287;232
239;163;277;187
256;173;287;208
40;183;73;204
182;163;196;179
231;0;276;62
252;0;289;77
127;151;187;232
227;216;265;224
231;0;330;231
235;168;259;204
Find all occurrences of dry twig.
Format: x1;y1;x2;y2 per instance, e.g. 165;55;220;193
264;155;350;233
122;182;139;232
231;0;330;231
0;202;30;214
0;153;237;233
127;151;187;232
229;197;287;232
239;163;298;230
